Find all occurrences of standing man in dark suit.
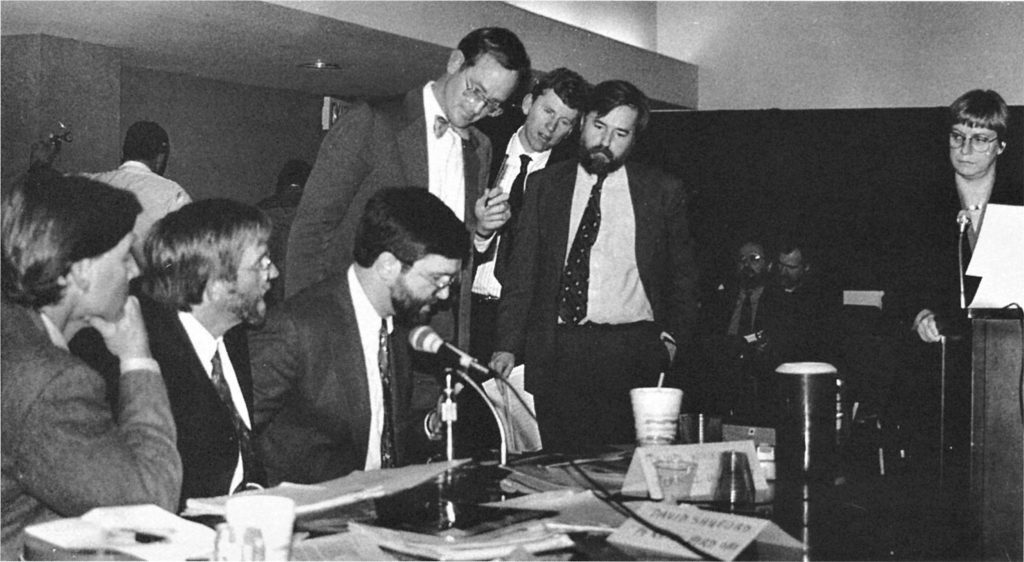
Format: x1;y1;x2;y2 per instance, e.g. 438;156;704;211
134;199;276;506
286;28;530;357
251;188;468;485
490;80;698;453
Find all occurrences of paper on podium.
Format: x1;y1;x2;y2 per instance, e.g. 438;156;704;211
483;365;542;453
183;460;468;517
966;204;1024;308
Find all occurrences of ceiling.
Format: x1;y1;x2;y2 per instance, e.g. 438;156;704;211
1;1;452;99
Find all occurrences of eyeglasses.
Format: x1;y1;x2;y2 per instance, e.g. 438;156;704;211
949;131;999;153
739;254;763;266
462;80;504;117
244;255;275;274
406;267;459;293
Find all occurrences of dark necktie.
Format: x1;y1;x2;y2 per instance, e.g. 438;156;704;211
378;319;396;468
557;174;607;324
738;290;753;335
508;154;532;220
210;350;260;491
494;155;533;278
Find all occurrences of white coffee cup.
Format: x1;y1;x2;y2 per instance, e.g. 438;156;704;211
630;387;683;446
225;496;295;561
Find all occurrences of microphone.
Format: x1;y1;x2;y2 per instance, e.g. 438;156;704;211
956;211;971;309
409;326;492;377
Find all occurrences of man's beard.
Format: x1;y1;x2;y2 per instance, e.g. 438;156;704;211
227;288;267;327
578;144;627;176
390;279;440;327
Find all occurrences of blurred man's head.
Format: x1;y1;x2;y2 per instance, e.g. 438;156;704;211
353;188;468;325
140;199;276;329
735;241;768;289
2;174;141;327
519;68;590;153
436;28;531;130
774;238;811;291
122;121;171;175
578;80;649;176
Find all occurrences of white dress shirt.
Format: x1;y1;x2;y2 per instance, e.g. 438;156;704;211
565;165;653;325
471;127;551;297
423;82;466;221
347;265;394;471
178;312;249;494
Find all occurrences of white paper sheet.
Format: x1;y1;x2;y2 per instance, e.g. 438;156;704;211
966;204;1024;308
482;365;542;453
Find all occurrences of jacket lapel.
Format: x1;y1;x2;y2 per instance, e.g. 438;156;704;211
330;274;373;460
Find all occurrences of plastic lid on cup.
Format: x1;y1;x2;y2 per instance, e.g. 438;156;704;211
774;362;838;375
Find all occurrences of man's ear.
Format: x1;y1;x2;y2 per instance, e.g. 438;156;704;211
521;93;534;117
63;260;89;296
204;278;229;307
997;140;1006;156
374;251;404;283
446;49;466;76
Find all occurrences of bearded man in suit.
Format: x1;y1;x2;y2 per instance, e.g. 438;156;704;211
491;80;698;453
251;188;467;485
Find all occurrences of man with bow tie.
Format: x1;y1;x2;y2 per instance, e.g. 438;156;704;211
286;27;530;410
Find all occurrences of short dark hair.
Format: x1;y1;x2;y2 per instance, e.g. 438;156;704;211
586;80;651;134
458;27;531;75
531;67;590;113
2;174;141;308
774;234;812;264
949;89;1009;140
353;188;467;268
140;199;271;311
276;159;312;191
122;121;170;162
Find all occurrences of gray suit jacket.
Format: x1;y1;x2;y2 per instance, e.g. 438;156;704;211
249;273;436;485
1;301;181;559
495;160;698;394
285;88;492;348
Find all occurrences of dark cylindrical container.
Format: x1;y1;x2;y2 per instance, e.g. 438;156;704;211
774;362;838;482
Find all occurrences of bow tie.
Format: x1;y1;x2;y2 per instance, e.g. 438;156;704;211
434;115;468;140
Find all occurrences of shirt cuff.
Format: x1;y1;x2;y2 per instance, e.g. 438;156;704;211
120;357;161;375
474;231;496;253
659;332;676;346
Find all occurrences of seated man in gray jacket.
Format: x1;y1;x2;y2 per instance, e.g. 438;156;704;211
1;173;182;560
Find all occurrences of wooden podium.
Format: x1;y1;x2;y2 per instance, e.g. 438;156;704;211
969;311;1023;560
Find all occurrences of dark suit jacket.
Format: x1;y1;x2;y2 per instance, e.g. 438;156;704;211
71;294;262;508
249;272;435;485
285;87;492;348
494;159;698;394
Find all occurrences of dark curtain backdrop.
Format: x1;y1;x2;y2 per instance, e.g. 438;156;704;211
629;106;1024;295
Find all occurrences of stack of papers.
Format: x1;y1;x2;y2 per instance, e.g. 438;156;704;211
184;460;468;517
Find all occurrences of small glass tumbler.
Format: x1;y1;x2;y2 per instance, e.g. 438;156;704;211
714;451;755;509
654;457;698;504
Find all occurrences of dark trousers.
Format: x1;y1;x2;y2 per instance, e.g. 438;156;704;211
454;295;503;456
536;321;668;454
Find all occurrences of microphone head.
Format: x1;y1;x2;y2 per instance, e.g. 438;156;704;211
409;325;443;354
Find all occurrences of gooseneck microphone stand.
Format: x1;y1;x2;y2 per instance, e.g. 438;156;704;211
444;367;510;466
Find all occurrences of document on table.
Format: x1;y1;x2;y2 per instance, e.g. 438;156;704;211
483;365;542;453
966;204;1024;309
184;459;469;517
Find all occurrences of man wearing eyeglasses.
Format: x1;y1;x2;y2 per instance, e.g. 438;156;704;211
250;188;468;484
71;199;278;508
286;28;529;352
693;239;772;418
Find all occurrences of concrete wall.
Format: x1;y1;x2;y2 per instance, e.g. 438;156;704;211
657;2;1024;110
1;34;121;188
2;34;324;203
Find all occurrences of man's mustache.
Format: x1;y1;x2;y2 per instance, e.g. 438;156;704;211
587;146;614;160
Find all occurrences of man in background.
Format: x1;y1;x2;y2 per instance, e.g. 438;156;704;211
84;121;192;261
491;80;697;453
251;188;467;484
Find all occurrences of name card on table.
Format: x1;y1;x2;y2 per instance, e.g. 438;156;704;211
621;441;767;500
607;502;801;561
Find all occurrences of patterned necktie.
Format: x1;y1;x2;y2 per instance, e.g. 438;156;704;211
377;319;396;468
210;349;260;491
557;174;607;324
